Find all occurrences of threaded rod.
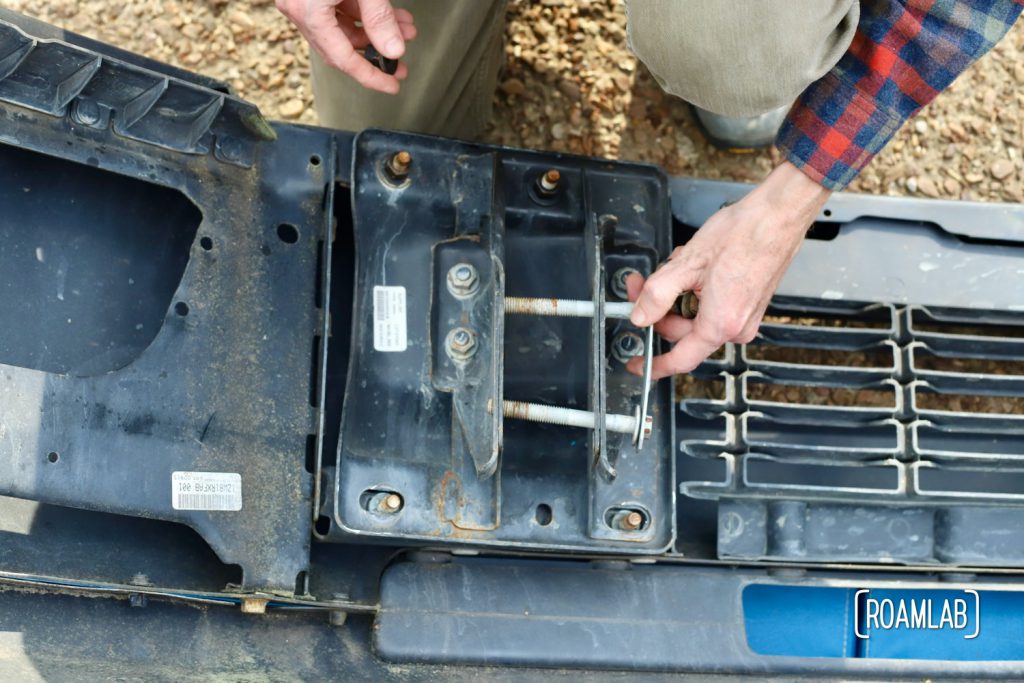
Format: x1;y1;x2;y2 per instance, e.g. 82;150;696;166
502;400;636;435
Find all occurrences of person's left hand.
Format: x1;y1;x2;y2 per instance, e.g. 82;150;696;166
625;161;831;380
276;0;417;94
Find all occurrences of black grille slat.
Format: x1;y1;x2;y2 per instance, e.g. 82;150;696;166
679;297;1024;565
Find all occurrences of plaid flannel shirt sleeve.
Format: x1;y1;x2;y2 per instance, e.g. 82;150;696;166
777;0;1024;191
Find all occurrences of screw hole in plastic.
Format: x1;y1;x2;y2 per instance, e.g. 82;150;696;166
277;223;299;244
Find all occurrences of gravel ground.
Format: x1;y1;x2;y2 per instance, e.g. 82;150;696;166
7;0;1022;201
6;0;1024;411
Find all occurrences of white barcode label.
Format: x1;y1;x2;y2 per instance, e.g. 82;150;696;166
172;471;242;511
373;285;407;352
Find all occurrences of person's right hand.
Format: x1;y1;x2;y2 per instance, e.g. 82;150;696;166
276;0;417;94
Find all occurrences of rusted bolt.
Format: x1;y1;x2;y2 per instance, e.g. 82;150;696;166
445;326;478;361
500;399;639;436
537;168;561;195
385;150;412;183
610;267;640;300
382;492;403;513
505;296;634;320
622;511;644;531
446;262;479;298
611;331;645;364
673;291;700;319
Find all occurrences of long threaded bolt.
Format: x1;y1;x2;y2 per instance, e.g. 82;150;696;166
501;399;640;436
506;295;699;321
505;296;634;320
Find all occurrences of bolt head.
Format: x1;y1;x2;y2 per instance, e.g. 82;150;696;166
610;267;640;301
611;331;645;364
383;493;403;512
446;263;480;298
446;327;478;360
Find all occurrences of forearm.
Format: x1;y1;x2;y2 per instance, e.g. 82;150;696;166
778;0;1024;191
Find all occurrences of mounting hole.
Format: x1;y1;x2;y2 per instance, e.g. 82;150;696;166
199;236;214;251
534;503;553;526
174;301;190;317
315;515;332;535
309;154;322;167
277;223;299;244
823;209;833;217
46;451;59;464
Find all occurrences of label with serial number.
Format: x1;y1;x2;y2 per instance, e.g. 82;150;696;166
373;285;408;352
172;471;242;511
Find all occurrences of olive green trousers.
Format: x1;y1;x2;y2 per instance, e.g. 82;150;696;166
311;0;859;138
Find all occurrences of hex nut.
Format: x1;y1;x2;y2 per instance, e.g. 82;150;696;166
446;263;480;298
610;267;640;300
611;331;645;364
445;327;478;361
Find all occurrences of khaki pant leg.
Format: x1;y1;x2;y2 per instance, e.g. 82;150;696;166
625;0;860;117
311;0;508;139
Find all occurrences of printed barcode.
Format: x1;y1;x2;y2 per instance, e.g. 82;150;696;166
372;285;407;352
175;493;240;511
171;471;242;511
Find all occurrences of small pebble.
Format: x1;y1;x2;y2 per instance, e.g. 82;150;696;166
279;98;304;119
918;176;940;198
991;159;1016;180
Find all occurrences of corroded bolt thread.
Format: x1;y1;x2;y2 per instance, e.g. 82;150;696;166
505;296;634;320
382;493;403;513
622;511;644;531
387;150;412;178
502;400;637;436
538;169;561;194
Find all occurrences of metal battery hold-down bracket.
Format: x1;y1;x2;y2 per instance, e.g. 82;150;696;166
329;129;675;552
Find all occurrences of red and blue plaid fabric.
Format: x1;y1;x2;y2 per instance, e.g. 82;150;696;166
777;0;1024;190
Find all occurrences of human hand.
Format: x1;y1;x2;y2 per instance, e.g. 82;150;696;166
625;161;831;379
276;0;417;94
